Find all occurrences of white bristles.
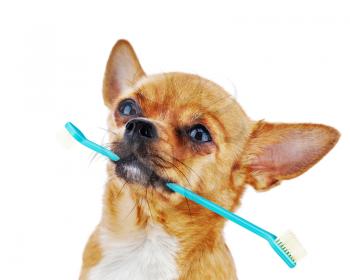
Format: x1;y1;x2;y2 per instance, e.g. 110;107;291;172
277;231;307;262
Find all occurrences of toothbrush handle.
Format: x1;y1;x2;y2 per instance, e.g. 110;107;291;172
65;122;119;162
82;139;120;161
166;183;276;241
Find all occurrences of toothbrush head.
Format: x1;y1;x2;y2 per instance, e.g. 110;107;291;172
64;122;120;161
270;231;307;268
65;122;87;142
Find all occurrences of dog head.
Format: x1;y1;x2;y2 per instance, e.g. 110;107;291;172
103;40;339;211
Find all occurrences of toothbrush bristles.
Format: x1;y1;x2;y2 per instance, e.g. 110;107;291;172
276;231;307;262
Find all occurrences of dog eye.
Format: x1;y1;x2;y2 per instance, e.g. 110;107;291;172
118;99;139;116
188;124;212;143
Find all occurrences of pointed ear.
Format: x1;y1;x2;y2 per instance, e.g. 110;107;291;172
241;121;340;191
103;39;145;107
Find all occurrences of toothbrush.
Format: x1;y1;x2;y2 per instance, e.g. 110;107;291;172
65;122;119;161
64;121;306;268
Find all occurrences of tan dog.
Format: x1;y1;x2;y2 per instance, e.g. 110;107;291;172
79;40;339;280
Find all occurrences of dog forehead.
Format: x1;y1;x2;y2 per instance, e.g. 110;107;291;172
134;73;241;117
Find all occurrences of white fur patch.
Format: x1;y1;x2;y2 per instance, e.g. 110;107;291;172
88;224;179;280
123;164;144;182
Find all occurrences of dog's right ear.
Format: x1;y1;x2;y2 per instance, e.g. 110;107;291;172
103;40;145;108
240;121;340;191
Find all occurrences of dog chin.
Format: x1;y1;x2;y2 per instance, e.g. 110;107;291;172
119;164;148;184
115;157;170;190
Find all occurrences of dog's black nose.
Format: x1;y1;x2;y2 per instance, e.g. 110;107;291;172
125;119;157;140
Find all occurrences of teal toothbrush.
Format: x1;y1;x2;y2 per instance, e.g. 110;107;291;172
65;122;119;161
64;121;306;268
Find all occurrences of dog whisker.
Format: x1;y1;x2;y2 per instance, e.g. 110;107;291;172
147;153;200;195
121;184;139;222
113;182;128;200
145;187;154;223
98;127;119;136
88;151;107;165
148;152;206;188
184;197;193;221
160;165;193;219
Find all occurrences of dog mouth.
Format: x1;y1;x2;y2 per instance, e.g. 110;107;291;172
114;154;173;191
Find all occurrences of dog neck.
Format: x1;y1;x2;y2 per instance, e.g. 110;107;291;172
87;178;240;280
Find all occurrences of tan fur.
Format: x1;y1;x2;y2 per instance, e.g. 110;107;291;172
79;40;340;279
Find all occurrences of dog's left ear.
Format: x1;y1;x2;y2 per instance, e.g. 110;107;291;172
241;121;340;191
103;39;145;108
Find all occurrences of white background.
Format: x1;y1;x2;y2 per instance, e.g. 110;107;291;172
0;1;349;279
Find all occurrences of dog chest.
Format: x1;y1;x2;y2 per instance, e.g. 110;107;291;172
88;224;179;280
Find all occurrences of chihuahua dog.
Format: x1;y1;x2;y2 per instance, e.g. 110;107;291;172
79;40;339;280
